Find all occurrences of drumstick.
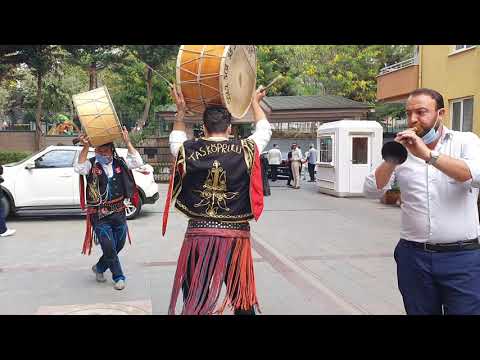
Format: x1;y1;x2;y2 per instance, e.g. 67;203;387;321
259;75;283;93
145;63;175;89
127;50;175;88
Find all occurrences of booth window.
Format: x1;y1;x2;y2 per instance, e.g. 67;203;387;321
352;137;368;164
319;136;333;163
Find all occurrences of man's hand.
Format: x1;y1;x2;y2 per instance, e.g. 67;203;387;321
395;129;431;161
78;133;90;164
253;87;267;105
122;126;131;145
121;126;137;154
78;133;90;148
171;85;187;116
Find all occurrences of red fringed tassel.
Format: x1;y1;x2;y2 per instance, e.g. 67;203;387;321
168;228;260;315
217;236;260;314
132;185;140;209
162;162;177;236
79;176;86;211
81;214;94;255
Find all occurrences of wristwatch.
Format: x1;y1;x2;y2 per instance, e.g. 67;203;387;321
426;150;440;165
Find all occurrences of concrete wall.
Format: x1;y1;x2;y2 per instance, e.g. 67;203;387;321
0;131;36;152
420;45;480;134
43;135;77;147
0;132;79;152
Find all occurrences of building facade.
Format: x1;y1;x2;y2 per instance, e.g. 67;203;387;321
377;45;479;134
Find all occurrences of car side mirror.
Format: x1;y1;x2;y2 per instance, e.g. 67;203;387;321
25;161;35;170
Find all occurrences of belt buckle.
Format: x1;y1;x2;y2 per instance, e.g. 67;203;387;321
423;242;436;252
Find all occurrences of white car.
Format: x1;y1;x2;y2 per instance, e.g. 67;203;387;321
0;145;160;220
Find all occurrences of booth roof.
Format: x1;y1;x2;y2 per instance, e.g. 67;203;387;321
318;119;383;131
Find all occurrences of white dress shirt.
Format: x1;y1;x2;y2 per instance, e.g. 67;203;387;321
291;148;303;161
74;150;144;178
169;119;272;158
364;127;480;244
267;148;282;165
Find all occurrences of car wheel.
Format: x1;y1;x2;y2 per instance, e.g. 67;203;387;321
124;195;143;220
0;195;11;218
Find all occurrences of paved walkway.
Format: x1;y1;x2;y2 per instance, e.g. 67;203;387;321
0;180;405;314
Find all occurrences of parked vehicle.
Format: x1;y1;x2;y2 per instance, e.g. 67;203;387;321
0;146;159;220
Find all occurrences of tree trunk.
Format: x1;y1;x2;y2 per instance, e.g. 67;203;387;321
136;66;153;131
35;73;43;151
89;62;98;90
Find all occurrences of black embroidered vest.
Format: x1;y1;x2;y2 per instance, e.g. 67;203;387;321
85;157;128;206
174;138;256;222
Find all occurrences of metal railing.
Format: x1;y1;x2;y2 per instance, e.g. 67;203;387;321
379;57;418;76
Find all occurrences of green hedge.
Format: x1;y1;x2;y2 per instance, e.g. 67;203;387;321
0;151;32;165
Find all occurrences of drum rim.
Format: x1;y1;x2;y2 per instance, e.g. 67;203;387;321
175;45;185;96
175;45;204;117
219;45;256;119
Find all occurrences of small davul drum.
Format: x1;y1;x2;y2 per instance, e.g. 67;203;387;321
72;86;123;147
176;45;257;119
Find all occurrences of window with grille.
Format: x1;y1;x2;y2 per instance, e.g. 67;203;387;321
318;136;333;163
352;137;368;164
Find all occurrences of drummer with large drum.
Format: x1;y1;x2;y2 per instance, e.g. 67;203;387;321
163;45;273;315
73;87;143;291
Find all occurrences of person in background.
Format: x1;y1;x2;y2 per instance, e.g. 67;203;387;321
267;144;282;182
286;144;294;187
291;144;303;189
306;144;318;182
260;152;271;196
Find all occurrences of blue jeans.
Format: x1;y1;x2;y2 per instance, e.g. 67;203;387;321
0;196;7;234
92;212;128;282
394;239;480;315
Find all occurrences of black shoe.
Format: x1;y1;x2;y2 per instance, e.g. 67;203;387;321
234;308;256;315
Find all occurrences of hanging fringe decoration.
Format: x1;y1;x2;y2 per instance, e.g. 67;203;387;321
168;228;260;315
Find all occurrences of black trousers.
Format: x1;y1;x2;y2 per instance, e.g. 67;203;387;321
308;163;315;181
287;163;293;185
270;165;278;181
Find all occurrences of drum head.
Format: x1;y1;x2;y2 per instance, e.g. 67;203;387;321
72;87;123;147
220;45;257;119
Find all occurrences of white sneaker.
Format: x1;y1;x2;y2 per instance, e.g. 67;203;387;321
0;229;16;237
113;280;125;291
92;265;106;283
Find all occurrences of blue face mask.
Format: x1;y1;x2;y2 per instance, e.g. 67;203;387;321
96;154;113;165
420;113;441;145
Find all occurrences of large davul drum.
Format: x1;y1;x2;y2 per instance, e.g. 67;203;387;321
72;86;123;147
176;45;257;119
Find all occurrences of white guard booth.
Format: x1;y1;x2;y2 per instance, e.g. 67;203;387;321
316;120;383;197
